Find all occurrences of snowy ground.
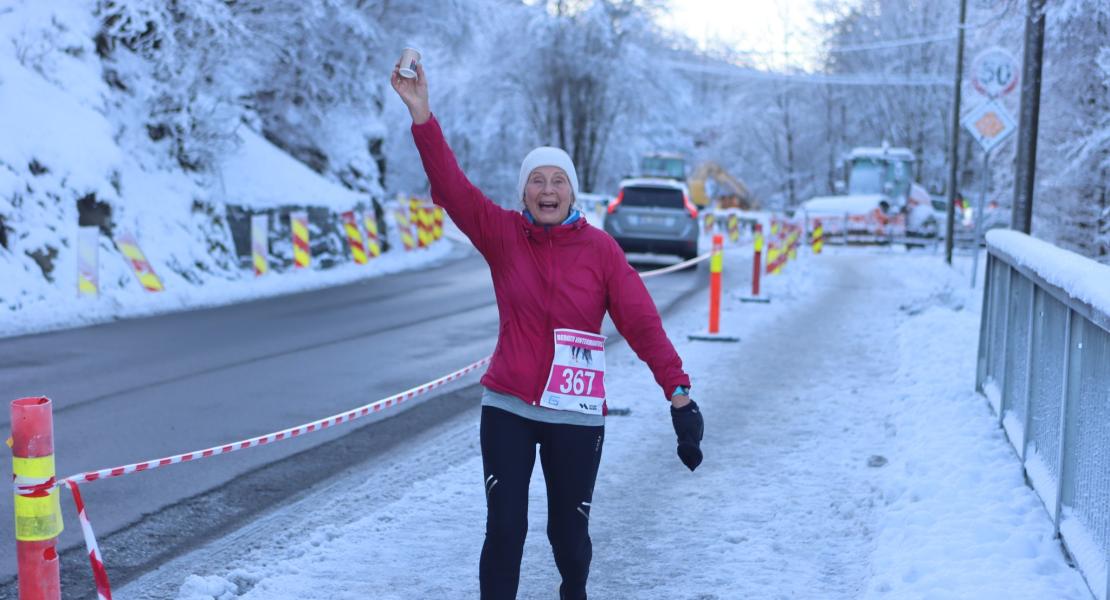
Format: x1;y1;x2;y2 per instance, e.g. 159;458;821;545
112;247;1091;600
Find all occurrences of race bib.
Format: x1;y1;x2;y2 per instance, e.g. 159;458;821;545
541;328;606;415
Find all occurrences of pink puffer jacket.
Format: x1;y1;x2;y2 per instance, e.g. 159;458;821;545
412;115;690;410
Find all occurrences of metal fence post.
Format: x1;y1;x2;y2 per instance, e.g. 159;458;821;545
1020;288;1038;463
1052;308;1074;536
976;254;994;393
996;264;1012;425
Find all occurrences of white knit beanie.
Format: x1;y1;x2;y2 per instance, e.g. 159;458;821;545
516;146;580;202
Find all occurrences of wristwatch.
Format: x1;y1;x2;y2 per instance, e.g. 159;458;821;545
671;385;690;399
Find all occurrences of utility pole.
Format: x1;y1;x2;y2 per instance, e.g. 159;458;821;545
1011;0;1047;234
944;0;968;264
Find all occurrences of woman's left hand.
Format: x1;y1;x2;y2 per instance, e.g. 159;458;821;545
671;399;703;471
670;394;692;409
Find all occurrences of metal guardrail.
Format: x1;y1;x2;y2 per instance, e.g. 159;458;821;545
976;234;1110;600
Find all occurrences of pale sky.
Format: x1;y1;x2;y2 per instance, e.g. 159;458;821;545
658;0;824;70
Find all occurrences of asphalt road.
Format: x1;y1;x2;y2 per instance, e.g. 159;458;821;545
0;248;705;597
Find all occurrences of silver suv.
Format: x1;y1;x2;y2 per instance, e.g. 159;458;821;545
603;178;700;261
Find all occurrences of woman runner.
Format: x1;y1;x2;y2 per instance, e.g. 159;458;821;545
391;61;705;600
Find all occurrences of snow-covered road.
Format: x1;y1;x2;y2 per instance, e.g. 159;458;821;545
119;249;1092;600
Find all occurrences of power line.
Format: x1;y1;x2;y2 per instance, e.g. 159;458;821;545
826;32;957;54
661;59;953;88
823;0;1018;55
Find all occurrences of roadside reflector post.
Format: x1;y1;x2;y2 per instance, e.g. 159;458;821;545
740;223;770;303
689;234;739;342
10;397;63;600
709;234;722;333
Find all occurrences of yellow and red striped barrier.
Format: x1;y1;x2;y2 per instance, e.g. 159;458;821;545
77;226;98;297
433;207;444;241
250;214;269;277
290;211;310;269
114;231;163;292
363;211;382;259
417;206;432;248
703;212;716;234
341;211;368;265
727;214;739;243
812;219;825;254
394;209;416;251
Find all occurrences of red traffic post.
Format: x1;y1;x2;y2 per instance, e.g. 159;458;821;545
689;234;739;342
10;397;63;600
740;223;770;303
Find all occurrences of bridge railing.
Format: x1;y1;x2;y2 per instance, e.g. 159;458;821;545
977;230;1110;600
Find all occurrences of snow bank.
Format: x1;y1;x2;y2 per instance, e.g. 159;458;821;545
987;229;1110;319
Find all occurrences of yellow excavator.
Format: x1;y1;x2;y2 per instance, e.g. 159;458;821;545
688;162;756;210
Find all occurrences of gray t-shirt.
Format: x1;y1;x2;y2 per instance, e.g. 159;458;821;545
481;387;605;427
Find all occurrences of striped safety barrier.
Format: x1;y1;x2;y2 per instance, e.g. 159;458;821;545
113;231;163;292
341;211;368;265
290;211;311;269
363;211;382;259
394;209;416;251
433;207;444;241
251;214;269;277
78;226;99;297
417;206;432;248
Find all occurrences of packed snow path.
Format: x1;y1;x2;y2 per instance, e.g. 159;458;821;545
119;250;1090;600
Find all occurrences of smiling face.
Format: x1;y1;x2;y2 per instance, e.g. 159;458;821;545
523;166;574;226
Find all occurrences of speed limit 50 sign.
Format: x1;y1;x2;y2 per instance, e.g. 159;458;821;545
971;47;1019;98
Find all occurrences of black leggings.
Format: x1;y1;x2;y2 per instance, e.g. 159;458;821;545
479;406;605;600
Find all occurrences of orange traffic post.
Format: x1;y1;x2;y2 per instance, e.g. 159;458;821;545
708;234;722;333
689;234;739;342
10;397;63;600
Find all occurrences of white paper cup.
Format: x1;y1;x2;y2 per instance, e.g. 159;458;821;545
398;47;421;79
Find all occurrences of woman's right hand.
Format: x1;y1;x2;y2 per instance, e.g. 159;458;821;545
391;62;431;125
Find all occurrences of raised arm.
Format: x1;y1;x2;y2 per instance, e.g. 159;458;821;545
391;62;511;254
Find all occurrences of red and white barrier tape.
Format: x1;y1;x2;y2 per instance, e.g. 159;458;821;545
58;356;491;487
638;252;712;278
66;481;112;600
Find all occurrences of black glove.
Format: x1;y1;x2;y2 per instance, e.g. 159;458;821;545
670;400;703;471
